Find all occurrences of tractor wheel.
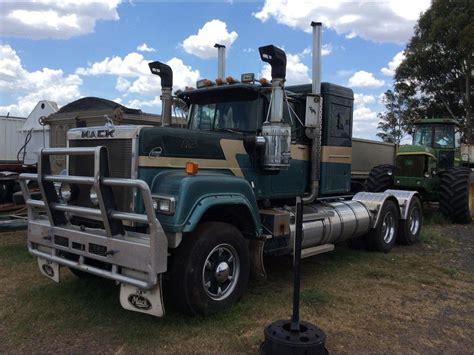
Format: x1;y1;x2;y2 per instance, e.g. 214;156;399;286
397;196;422;245
366;200;399;253
439;167;473;224
168;222;250;315
366;164;395;192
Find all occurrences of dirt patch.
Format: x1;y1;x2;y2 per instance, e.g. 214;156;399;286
1;222;473;353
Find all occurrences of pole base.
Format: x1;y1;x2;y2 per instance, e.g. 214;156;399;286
261;319;327;355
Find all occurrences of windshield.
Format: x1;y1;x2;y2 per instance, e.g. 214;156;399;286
189;99;260;132
413;125;433;147
413;124;455;148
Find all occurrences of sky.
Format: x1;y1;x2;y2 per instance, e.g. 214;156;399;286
0;0;431;140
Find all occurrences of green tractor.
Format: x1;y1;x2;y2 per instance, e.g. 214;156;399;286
367;118;474;223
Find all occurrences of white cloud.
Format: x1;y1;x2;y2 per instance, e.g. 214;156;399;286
0;44;82;116
182;19;238;59
116;77;131;92
381;51;406;76
348;70;385;88
76;51;200;107
353;105;379;139
254;0;430;44
137;43;156;53
1;1;121;39
354;93;376;107
260;52;311;85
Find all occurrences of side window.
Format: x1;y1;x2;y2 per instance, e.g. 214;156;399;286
191;104;216;130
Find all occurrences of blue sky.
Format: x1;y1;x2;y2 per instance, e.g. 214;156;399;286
0;0;431;139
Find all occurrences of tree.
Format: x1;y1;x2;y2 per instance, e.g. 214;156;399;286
394;0;474;142
376;89;421;144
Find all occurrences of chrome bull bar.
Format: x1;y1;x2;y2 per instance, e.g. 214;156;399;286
19;147;168;290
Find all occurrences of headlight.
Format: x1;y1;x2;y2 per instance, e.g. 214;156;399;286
387;170;393;176
424;171;430;178
90;187;99;206
59;182;73;202
152;195;176;214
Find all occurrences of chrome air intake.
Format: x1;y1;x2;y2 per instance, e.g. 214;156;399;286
148;61;173;126
258;45;291;170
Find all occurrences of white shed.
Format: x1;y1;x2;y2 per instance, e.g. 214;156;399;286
19;101;58;165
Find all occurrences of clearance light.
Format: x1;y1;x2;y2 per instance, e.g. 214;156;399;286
259;78;271;86
196;79;214;88
226;76;240;84
241;73;255;83
185;162;199;175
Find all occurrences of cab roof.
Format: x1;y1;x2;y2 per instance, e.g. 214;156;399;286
413;118;460;126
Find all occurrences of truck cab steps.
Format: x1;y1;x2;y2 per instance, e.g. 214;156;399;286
295;244;335;259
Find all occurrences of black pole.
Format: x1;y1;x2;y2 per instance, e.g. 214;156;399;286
291;196;303;331
261;196;327;355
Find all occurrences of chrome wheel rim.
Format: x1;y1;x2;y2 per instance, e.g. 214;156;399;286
382;211;395;244
202;243;240;301
409;206;421;235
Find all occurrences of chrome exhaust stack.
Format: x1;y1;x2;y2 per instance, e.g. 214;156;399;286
258;45;291;170
303;22;323;204
148;61;173;126
214;43;226;81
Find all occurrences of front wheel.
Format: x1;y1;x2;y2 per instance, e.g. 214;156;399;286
168;222;250;315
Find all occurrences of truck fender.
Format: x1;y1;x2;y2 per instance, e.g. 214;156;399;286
182;193;262;237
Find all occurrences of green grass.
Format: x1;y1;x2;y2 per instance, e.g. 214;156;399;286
1;218;473;353
300;288;331;305
0;243;32;267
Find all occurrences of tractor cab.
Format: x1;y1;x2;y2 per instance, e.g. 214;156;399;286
410;118;461;170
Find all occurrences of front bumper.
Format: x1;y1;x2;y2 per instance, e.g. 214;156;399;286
20;147;168;316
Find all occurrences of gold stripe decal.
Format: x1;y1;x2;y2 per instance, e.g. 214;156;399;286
291;144;310;161
321;146;352;164
138;140;311;176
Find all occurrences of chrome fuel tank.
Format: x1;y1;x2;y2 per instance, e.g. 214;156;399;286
287;200;371;250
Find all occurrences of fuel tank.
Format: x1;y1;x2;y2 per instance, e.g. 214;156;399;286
287;200;372;250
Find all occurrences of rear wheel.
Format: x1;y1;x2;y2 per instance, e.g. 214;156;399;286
168;222;250;315
397;196;422;245
439;167;472;223
366;164;395;192
367;200;399;253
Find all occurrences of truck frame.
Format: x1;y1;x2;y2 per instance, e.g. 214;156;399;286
20;22;423;317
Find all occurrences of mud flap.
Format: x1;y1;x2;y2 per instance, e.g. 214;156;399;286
119;276;164;317
37;257;60;283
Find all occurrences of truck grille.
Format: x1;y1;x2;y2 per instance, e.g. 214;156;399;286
68;139;134;215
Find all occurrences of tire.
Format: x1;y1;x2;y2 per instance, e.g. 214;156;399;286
168;222;250;315
397;196;422;245
366;200;399;253
366;164;395;192
439;167;472;223
0;180;15;203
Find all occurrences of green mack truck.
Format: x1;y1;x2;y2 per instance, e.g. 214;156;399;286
366;118;474;223
20;23;423;317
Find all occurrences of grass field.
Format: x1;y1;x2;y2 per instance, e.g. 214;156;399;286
1;213;473;353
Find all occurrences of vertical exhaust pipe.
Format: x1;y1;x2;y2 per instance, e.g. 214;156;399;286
214;43;226;81
148;61;173;126
303;21;323;204
311;22;322;95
